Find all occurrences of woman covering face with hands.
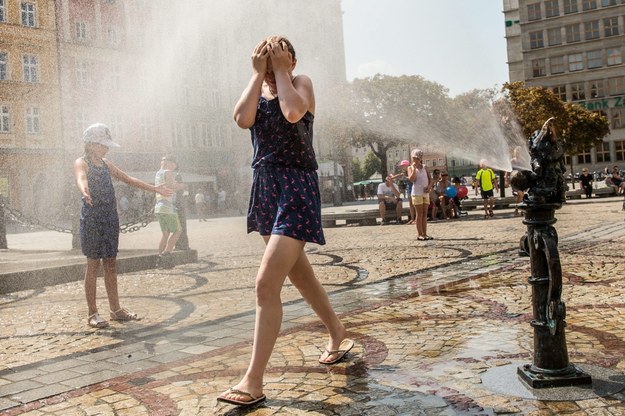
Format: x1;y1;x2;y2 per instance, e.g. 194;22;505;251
219;36;352;408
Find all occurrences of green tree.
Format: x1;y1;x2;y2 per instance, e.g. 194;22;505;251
363;151;381;180
351;157;364;182
501;82;610;188
328;74;450;178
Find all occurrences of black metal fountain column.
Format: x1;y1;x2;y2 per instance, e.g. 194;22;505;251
511;118;592;389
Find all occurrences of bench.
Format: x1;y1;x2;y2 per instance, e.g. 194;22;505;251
460;196;517;211
564;187;615;199
322;207;411;228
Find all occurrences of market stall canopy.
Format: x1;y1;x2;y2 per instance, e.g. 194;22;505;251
353;178;383;186
127;172;216;184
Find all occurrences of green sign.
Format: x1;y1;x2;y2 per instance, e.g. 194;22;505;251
579;95;625;111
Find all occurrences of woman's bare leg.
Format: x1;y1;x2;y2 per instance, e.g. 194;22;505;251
415;204;427;237
85;258;101;316
221;235;304;401
102;257;122;313
287;249;346;362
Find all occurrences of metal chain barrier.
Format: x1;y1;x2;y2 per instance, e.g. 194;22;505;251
119;209;155;234
1;199;72;234
1;197;154;234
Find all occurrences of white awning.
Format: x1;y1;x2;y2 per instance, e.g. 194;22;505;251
127;171;216;184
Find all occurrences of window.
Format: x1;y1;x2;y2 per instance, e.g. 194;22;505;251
22;54;37;83
595;141;610;162
601;0;617;5
587;50;602;69
548;28;562;45
111;65;121;90
432;159;437;167
25;107;40;134
604;17;619;37
110;115;123;141
108;27;118;45
582;0;597;9
568;53;583;71
584;20;600;39
0;105;9;132
608;77;625;95
564;0;579;12
545;0;560;16
527;2;542;20
201;123;210;147
577;147;591;164
140;116;151;142
565;24;581;43
75;21;86;40
76;112;88;137
0;52;6;80
76;60;88;86
532;58;546;77
571;82;586;100
550;55;565;74
607;48;623;66
590;80;605;97
529;31;544;49
552;85;567;100
0;0;5;22
610;108;625;129
20;2;36;27
616;141;625;160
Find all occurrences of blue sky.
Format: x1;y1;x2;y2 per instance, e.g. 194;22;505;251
341;0;510;96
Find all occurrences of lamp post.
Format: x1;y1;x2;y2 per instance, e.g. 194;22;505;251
511;118;591;388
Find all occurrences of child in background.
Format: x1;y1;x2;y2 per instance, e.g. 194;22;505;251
73;123;172;329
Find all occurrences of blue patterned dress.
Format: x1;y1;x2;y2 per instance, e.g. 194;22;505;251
80;157;120;259
247;96;325;245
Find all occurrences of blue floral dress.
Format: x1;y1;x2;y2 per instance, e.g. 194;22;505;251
247;96;325;245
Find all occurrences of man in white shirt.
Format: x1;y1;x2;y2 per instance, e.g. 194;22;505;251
377;175;404;225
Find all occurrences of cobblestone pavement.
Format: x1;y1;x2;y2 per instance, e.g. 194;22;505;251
1;198;624;415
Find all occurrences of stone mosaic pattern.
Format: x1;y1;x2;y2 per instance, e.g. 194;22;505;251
1;199;624;415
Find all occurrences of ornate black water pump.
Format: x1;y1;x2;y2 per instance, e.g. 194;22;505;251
510;118;592;388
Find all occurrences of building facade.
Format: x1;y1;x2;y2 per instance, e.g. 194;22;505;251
0;0;62;219
503;0;625;174
1;0;347;220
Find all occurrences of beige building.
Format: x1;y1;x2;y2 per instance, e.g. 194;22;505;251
1;0;348;219
0;0;62;218
503;0;625;174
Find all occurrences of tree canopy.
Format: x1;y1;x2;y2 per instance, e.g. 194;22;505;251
501;82;610;156
329;74;449;178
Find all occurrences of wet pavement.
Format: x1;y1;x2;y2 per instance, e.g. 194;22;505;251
1;196;624;415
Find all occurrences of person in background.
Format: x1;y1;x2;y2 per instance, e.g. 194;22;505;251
506;146;526;216
195;189;207;221
608;165;625;195
432;172;453;220
218;35;351;408
73;123;172;329
449;176;464;218
398;160;415;224
377;174;404;224
407;148;432;240
579;168;593;199
475;159;498;218
154;156;187;262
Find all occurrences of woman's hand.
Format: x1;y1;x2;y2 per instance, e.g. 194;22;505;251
251;39;269;75
268;40;293;73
